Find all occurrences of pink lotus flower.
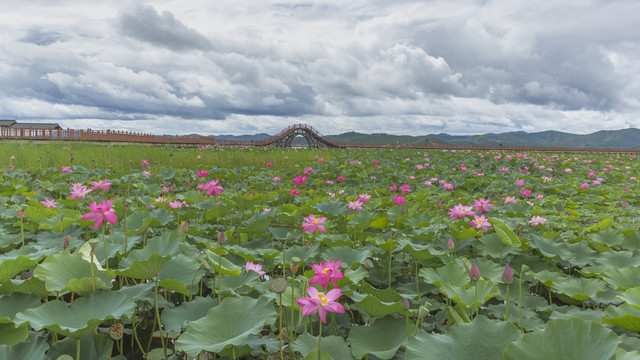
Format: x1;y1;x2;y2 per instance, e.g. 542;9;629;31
17;211;26;218
142;170;151;176
61;166;73;173
529;216;547;226
443;183;454;191
304;167;313;175
470;215;491;232
389;184;398;191
358;193;371;203
296;287;345;323
266;162;273;167
472;198;494;213
318;158;324;163
400;184;411;194
92;179;112;191
336;175;345;182
302;214;327;234
168;200;189;209
580;183;589;190
154;196;166;203
310;259;345;289
290;188;300;196
448;204;475;220
40;197;58;208
292;175;307;185
245;261;266;276
82;199;117;228
70;183;92;200
515;179;525;187
519;189;532;197
141;159;149;167
272;176;281;182
393;195;405;206
504;196;517;204
348;201;362;211
326;180;334;185
201;179;224;197
196;169;209;177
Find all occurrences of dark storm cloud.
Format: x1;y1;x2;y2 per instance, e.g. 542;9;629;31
115;4;213;52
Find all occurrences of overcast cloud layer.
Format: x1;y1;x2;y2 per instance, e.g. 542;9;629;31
1;0;639;136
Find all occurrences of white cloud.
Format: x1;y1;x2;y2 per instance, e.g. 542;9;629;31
0;0;639;136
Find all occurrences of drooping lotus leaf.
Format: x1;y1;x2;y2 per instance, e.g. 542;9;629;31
0;336;49;360
405;315;521;360
33;251;115;293
502;318;620;360
0;254;41;283
14;290;135;339
204;249;241;276
293;333;355;360
397;238;445;260
617;287;640;310
175;296;277;357
0;276;49;298
489;217;521;247
600;267;640;291
602;303;640;332
347;316;407;360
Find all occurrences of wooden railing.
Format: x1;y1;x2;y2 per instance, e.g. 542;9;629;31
0;127;217;145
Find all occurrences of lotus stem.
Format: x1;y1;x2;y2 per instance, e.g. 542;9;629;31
318;319;322;360
519;271;524;333
154;277;168;360
279;293;284;360
76;338;81;360
20;217;25;256
102;225;108;270
505;285;510;322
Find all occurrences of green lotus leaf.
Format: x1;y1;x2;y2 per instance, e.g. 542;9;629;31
347;316;407;360
369;216;389;229
0;336;49;360
595;250;640;268
284;244;320;264
14;291;135;339
528;235;571;259
0;276;49;298
405;315;521;360
588;228;625;248
489;217;521;247
162;296;217;333
175;296;277;357
23;206;55;223
530;269;566;287
600;267;640;291
584;217;614;233
440;280;501;309
617;348;640;360
322;246;372;268
503;318;620;360
0;318;29;346
420;262;469;287
602;303;640;332
205;250;241;276
47;332;113;360
451;225;479;241
293;333;354;360
0;255;41;283
351;294;409;318
0;293;41;320
551;277;607;301
125;211;153;235
397;239;445;260
315;199;348;217
241;211;274;233
117;233;184;278
157;254;203;296
617;287;640;310
33;252;114;293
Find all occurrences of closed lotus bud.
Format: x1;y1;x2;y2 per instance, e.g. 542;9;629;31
469;263;481;281
182;221;189;233
447;237;455;250
403;298;410;310
63;235;70;249
218;231;226;244
502;264;514;284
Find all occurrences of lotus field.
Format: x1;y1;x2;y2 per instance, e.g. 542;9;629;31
3;143;640;360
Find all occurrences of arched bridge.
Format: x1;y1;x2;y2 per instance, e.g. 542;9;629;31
217;124;345;148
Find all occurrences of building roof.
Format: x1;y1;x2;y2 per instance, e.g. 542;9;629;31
10;123;62;129
0;120;17;127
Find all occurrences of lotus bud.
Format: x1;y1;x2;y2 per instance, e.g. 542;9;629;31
182;221;189;233
403;298;410;310
63;235;70;249
217;231;226;244
447;237;455;250
502;264;514;284
469;263;481;282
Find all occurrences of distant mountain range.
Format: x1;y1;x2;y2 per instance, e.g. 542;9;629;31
211;128;640;149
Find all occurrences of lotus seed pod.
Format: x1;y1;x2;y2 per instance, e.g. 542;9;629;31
270;277;288;294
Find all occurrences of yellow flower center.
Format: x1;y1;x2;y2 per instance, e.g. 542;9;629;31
314;218;318;224
318;292;329;305
322;267;330;274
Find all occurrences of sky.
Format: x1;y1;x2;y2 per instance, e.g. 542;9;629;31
1;0;639;137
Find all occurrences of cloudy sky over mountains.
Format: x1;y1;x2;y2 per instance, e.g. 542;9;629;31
1;0;639;136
